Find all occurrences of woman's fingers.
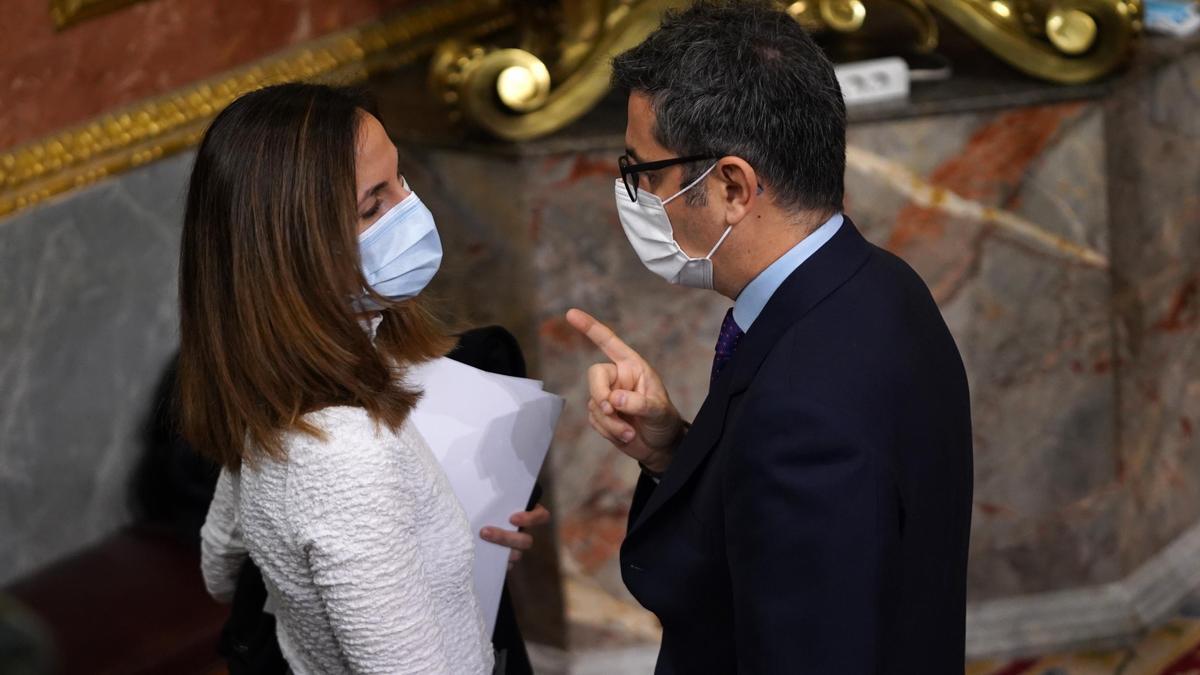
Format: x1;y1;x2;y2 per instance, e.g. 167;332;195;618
480;527;533;551
510;503;550;529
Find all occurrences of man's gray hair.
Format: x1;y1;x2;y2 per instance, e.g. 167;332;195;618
612;0;846;213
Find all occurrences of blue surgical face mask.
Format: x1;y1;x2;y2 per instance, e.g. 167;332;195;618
356;184;442;309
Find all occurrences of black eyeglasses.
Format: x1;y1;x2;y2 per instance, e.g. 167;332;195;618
618;154;715;202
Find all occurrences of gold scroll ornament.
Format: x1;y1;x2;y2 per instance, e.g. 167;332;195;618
432;0;1143;141
932;0;1143;82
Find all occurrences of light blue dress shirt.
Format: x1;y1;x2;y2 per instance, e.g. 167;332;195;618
732;213;844;331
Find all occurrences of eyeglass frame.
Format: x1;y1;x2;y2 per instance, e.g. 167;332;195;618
618;154;716;202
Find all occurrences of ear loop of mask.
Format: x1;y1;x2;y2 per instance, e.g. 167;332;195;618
704;226;734;260
662;163;719;205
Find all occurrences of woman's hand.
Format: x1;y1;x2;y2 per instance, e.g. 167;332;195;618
480;503;551;570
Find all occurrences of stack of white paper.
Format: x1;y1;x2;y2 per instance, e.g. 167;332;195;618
406;357;563;636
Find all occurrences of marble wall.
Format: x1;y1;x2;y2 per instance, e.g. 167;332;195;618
1107;50;1200;583
0;151;193;584
849;102;1121;599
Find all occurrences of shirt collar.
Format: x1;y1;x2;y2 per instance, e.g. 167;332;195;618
733;212;844;332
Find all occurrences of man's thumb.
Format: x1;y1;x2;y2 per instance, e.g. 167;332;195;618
609;390;650;417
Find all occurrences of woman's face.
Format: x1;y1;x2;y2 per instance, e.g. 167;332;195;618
354;112;411;235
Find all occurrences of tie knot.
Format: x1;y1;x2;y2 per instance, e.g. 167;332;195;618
716;309;744;358
711;309;744;384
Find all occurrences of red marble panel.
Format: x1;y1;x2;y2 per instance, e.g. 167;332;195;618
0;0;419;150
886;103;1087;305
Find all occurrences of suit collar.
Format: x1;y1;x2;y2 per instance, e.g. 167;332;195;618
725;216;870;394
626;217;873;539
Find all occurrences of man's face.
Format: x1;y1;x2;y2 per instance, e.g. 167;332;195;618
624;92;722;260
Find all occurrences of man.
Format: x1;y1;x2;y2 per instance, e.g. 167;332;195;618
567;2;973;672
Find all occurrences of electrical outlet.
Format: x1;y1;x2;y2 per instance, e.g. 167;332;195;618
834;57;910;107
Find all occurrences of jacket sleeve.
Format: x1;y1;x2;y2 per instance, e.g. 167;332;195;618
200;468;248;603
723;390;883;673
627;471;659;528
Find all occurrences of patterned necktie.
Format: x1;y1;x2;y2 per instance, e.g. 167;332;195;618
711;308;745;385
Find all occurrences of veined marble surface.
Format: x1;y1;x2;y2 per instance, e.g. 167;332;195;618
0;151;193;584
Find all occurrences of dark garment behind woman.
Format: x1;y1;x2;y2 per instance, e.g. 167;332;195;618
135;326;537;675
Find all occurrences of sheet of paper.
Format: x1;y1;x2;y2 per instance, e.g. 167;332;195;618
406;357;563;637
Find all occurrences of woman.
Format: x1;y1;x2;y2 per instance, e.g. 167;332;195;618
183;83;533;674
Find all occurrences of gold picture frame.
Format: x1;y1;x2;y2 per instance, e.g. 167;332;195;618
51;0;149;30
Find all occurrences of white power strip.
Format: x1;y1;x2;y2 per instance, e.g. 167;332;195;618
1145;0;1200;37
834;57;910;107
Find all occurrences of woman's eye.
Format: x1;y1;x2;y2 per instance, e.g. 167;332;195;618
361;202;381;220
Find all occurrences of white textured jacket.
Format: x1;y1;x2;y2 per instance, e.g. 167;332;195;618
200;406;493;674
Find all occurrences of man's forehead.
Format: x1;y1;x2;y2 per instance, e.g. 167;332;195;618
627;92;655;126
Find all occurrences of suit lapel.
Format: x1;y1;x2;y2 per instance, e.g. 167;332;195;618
625;218;873;539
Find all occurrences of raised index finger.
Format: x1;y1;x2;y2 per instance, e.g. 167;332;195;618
566;308;638;363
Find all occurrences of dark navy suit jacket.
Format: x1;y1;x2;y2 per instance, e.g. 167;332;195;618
621;218;973;674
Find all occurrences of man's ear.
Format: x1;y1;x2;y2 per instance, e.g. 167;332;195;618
716;157;758;226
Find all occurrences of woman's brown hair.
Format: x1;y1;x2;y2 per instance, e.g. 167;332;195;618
178;83;452;470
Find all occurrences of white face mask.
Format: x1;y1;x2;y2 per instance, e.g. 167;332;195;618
614;164;732;289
